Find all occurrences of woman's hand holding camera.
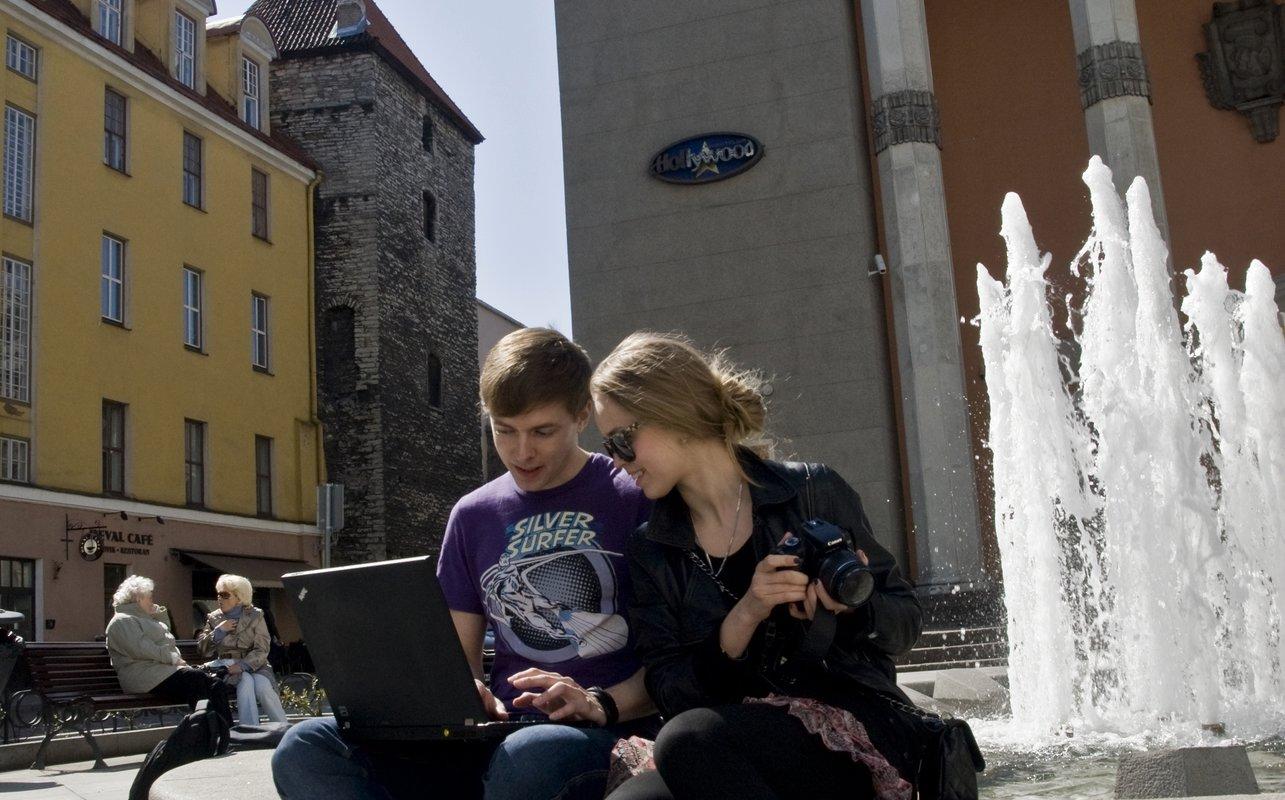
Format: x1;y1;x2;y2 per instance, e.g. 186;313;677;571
721;544;872;658
737;554;811;623
787;549;870;621
509;668;608;725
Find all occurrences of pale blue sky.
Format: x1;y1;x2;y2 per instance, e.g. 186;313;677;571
220;0;571;333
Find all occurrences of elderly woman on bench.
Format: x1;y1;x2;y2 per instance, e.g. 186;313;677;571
198;573;288;727
106;575;230;722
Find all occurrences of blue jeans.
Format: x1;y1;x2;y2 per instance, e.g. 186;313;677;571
272;716;641;800
235;671;288;726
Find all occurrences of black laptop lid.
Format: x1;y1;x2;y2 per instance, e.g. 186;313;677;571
282;555;490;732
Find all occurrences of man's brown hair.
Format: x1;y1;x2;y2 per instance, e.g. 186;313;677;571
480;327;592;418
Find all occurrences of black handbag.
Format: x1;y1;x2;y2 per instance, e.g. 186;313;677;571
869;690;985;800
127;699;230;800
796;464;985;800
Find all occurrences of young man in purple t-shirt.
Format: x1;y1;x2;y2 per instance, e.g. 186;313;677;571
273;328;655;800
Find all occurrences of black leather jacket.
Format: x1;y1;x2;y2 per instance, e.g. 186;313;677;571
627;451;923;721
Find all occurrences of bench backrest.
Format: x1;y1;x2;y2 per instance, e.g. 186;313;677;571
24;641;201;697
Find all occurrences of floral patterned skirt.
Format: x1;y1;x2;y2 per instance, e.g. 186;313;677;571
606;694;913;800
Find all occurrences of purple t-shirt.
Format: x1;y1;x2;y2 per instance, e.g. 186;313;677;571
436;453;650;707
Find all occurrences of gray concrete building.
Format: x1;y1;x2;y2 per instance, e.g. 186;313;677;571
556;0;979;588
476;299;526;483
250;0;484;562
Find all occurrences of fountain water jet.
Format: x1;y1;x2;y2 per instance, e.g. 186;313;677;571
976;156;1285;747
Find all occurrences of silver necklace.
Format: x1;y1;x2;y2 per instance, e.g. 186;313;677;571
704;480;745;579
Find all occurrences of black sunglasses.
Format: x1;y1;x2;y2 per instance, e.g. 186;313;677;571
216;591;233;600
602;421;641;462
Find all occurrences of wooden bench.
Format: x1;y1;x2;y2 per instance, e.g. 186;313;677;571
20;640;206;770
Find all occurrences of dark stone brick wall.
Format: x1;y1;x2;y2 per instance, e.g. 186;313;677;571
269;50;481;563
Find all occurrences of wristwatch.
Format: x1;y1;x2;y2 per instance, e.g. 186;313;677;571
586;686;619;727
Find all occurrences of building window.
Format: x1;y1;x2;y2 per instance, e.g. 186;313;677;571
0;557;35;641
251;293;269;370
421;114;433;152
1;257;31;403
97;0;123;46
5;36;37;81
173;11;196;88
182;267;202;349
104;89;127;172
0;436;28;483
185;419;205;506
182;131;202;208
101;234;125;323
251;168;269;240
423;191;436;242
102;399;125;495
3;105;35;221
426;352;442;408
242;57;262;130
254;435;272;516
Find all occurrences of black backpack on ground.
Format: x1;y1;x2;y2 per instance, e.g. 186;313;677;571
127;700;229;800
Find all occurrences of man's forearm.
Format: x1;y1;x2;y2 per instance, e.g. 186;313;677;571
603;668;655;722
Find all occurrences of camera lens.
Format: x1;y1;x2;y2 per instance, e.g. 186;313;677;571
832;566;875;607
819;551;875;607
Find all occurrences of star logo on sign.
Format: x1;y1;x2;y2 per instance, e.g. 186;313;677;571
690;142;720;178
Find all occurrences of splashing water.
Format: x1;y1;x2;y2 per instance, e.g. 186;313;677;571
976;156;1285;747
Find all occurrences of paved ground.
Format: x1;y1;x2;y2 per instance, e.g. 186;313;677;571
0;755;144;798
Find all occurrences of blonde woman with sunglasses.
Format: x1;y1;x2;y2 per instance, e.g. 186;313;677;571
198;573;287;726
593;332;923;800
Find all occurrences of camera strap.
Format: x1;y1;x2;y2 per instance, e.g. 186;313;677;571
794;463;840;665
802;463;817;518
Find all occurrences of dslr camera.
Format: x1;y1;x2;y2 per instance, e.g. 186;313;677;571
773;520;874;608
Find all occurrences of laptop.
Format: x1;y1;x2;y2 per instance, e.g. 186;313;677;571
283;555;555;743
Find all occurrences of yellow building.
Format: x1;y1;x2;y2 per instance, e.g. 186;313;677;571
0;0;323;644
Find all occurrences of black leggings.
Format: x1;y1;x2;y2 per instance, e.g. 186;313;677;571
151;667;231;723
606;704;874;800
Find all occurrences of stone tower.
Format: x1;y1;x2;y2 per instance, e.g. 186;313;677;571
250;0;484;561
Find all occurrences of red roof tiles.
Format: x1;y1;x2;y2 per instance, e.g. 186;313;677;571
247;0;483;144
20;0;318;170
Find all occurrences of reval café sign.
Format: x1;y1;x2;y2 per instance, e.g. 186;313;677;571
649;133;763;185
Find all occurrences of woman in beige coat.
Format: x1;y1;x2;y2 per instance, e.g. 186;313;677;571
197;573;287;726
106;575;230;722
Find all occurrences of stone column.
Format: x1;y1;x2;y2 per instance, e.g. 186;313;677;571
859;0;986;591
1070;0;1170;237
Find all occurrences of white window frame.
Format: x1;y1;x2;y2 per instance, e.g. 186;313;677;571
0;436;29;483
3;105;35;222
241;57;262;130
182;131;202;207
97;0;123;46
183;267;202;349
5;36;38;81
102;399;126;495
1;256;31;403
103;88;127;172
254;434;272;516
101;234;125;323
173;10;196;88
184;418;206;506
251;293;269;370
250;167;269;239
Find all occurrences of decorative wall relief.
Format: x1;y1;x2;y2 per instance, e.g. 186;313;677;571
1198;0;1285;143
